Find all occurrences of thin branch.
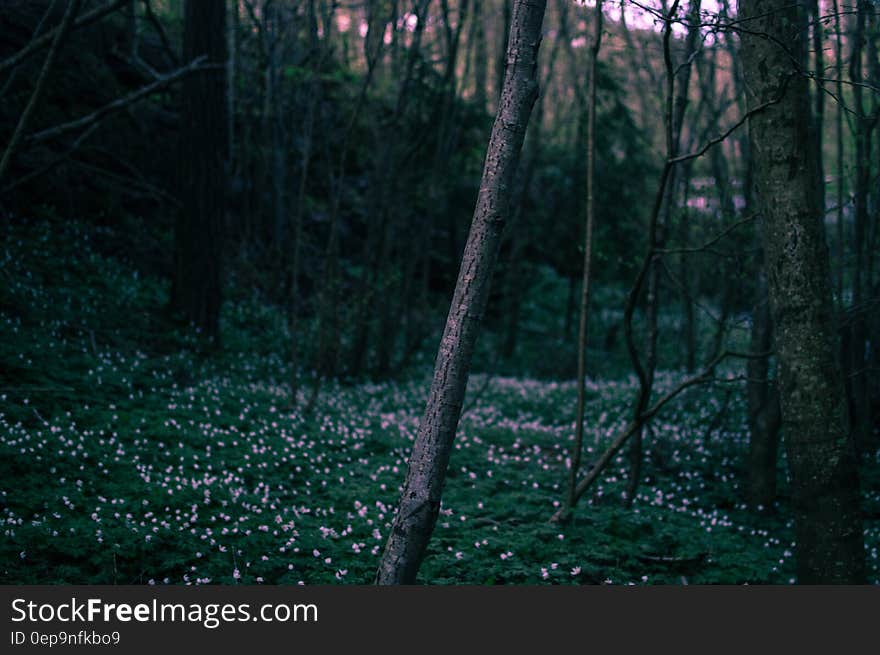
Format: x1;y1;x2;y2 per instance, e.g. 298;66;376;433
24;56;210;147
658;214;757;255
0;0;82;181
0;0;128;77
669;91;787;166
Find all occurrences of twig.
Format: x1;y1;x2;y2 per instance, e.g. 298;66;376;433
459;374;495;420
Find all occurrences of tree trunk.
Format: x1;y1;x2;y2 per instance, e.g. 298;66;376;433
471;0;487;113
375;0;546;584
739;0;865;583
847;0;875;457
288;0;325;406
747;268;781;510
171;0;228;342
564;0;603;517
832;0;845;306
626;0;701;507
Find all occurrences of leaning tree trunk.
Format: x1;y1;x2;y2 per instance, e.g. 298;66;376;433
375;0;546;585
739;0;865;583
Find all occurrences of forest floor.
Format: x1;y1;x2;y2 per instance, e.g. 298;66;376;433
2;217;879;584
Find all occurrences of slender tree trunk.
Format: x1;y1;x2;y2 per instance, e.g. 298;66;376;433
810;0;825;217
747;268;781;510
626;0;701;506
268;5;287;253
375;0;546;584
832;0;845;306
227;0;237;171
848;0;875;456
471;0;488;113
288;0;325;406
740;0;865;583
679;159;697;373
564;0;603;518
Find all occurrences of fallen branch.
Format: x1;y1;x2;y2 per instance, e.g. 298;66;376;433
635;552;707;566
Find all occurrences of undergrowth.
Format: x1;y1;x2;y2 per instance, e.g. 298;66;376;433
2;216;878;584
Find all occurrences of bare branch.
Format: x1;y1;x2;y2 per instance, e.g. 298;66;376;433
551;348;769;522
669;91;788;166
24;56;210;148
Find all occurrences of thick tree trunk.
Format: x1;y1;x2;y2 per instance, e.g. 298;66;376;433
375;0;546;584
740;0;865;583
171;0;228;342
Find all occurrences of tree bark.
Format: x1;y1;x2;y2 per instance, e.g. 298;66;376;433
375;0;546;584
739;0;865;583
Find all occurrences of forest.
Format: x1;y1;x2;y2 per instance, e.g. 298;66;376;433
0;0;878;586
